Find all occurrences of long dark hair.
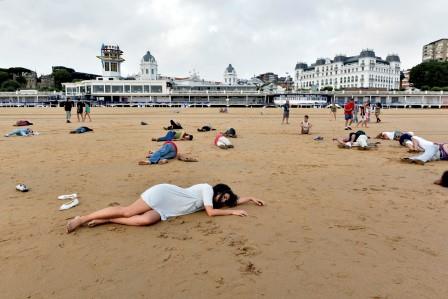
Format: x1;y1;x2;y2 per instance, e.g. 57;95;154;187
212;184;238;209
441;171;448;187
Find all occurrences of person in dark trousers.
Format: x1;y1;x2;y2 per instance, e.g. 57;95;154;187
77;100;85;122
64;97;74;123
281;100;290;124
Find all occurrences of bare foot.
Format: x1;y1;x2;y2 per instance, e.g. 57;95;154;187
159;159;168;164
87;219;110;227
66;216;83;234
139;161;150;165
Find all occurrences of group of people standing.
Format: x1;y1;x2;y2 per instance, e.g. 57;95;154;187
341;98;382;130
63;97;92;123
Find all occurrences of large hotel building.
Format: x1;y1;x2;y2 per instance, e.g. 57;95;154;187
294;49;401;91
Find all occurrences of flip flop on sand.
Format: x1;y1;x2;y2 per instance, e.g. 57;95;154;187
58;193;77;200
60;198;79;211
16;184;29;192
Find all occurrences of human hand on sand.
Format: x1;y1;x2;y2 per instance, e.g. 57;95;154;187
231;210;248;217
250;197;265;206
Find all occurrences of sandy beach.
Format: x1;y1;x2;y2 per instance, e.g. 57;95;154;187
1;107;448;298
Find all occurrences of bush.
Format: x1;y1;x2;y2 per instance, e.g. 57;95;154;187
431;86;442;91
442;86;448;91
1;79;21;91
421;85;430;91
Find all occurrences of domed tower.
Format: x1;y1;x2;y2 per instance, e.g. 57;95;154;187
224;64;237;85
97;44;125;79
140;51;158;80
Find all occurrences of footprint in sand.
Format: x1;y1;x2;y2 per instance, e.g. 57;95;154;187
240;262;262;275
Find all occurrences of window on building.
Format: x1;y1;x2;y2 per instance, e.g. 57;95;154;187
151;69;154;75
93;85;105;93
131;85;143;93
105;85;111;93
124;85;130;93
112;85;123;93
111;63;118;72
144;85;150;93
104;62;110;72
146;69;149;74
151;85;162;93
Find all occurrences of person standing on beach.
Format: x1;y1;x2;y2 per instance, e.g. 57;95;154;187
330;103;337;120
76;100;85;122
353;100;359;124
344;98;354;130
375;102;382;123
84;101;92;122
64;97;74;123
282;99;290;124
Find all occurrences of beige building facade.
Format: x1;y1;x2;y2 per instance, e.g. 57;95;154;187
422;39;448;62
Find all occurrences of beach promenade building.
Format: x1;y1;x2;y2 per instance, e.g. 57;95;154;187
422;39;448;62
294;49;401;91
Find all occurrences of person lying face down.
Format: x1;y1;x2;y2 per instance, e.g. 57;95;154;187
376;130;405;140
70;126;93;134
4;128;36;137
66;182;265;234
434;171;448;187
336;130;367;147
214;132;234;149
163;120;183;130
197;125;216;132
402;141;448;165
139;141;197;165
152;130;193;142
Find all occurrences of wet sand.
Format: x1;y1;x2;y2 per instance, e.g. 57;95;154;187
1;107;448;298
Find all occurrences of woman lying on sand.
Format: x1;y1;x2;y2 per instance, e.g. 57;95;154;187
152;130;193;142
138;141;197;165
66;183;264;233
376;130;404;140
335;130;379;149
401;141;448;165
4;128;38;137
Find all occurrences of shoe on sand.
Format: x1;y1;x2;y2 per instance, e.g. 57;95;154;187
59;198;79;211
58;193;77;200
16;184;29;192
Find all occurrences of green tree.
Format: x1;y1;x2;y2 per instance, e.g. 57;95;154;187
1;80;21;91
53;69;72;90
0;71;10;85
409;60;448;89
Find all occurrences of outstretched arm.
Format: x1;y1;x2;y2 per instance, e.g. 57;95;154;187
204;206;247;217
237;197;265;206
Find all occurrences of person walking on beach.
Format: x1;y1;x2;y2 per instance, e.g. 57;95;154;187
357;103;368;128
76;100;85;122
375;103;382;123
84;101;92;122
330;103;337;120
64;97;74;123
66;183;265;233
282;99;290;124
344;98;354;130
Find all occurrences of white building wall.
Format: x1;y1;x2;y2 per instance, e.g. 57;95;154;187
295;53;400;91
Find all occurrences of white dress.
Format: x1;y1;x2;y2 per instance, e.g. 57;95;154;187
141;184;213;220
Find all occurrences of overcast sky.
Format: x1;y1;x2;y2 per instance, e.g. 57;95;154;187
0;0;446;81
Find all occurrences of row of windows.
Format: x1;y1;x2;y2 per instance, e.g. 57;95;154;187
67;85;163;94
299;69;399;79
299;82;399;89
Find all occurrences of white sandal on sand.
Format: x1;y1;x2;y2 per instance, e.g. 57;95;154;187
59;198;79;211
58;193;77;200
